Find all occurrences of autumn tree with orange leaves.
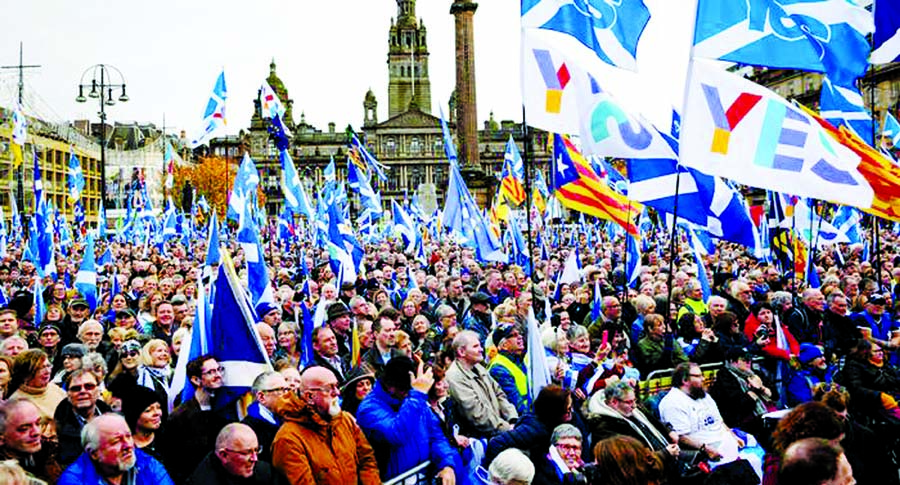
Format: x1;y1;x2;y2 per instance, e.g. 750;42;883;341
172;155;265;219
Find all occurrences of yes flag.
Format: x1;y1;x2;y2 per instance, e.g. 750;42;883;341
259;81;292;137
679;59;874;208
693;0;873;88
872;0;900;64
190;70;227;148
521;0;651;71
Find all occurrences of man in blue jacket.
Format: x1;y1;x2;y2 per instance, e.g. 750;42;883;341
356;356;461;485
57;413;174;485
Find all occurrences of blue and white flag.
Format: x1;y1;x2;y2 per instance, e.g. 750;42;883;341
33;280;45;327
820;77;873;145
882;111;900;147
228;154;260;225
832;205;863;245
75;234;97;312
591;278;603;322
68;152;85;204
391;199;417;253
237;196;275;311
872;0;900;64
280;149;314;219
521;0;651;71
686;228;712;302
348;159;383;220
190;69;227;148
172;257;271;412
525;307;552;402
625;234;641;287
325;202;364;284
559;247;581;285
507;212;531;274
439;107;458;166
693;0;873;87
349;132;389;182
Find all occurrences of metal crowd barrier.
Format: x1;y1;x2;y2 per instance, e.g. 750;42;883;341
383;461;433;485
639;357;766;398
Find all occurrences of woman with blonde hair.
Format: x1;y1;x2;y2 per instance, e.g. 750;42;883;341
7;349;66;438
141;339;172;385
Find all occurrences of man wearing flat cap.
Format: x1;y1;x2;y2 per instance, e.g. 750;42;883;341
461;292;493;345
488;323;530;415
61;298;91;346
852;294;900;362
327;302;353;357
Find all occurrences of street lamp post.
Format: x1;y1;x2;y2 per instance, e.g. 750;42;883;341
75;64;129;213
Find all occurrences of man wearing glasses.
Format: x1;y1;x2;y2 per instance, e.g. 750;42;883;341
55;369;110;465
165;354;229;483
186;423;286;485
242;371;288;464
271;366;380;485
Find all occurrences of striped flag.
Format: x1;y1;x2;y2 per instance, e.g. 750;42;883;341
500;136;527;206
551;134;640;236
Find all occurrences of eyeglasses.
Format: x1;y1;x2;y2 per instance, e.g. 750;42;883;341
203;366;226;376
307;384;339;394
260;387;287;394
122;350;140;358
68;383;98;393
223;446;262;458
556;443;582;451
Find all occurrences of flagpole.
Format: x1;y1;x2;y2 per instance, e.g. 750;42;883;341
521;107;536;285
866;41;885;290
663;171;681;327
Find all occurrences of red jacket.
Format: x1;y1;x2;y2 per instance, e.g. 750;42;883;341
744;314;799;361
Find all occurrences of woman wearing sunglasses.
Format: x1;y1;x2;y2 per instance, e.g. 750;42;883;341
107;340;169;420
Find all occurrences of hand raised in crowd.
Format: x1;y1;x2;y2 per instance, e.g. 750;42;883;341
700;328;717;342
437;466;456;485
595;341;612;362
411;361;434;393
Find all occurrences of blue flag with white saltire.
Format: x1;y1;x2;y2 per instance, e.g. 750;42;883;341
172;258;272;413
33;280;45;327
299;302;315;367
693;0;873;87
348;158;383;220
591;278;603;322
520;0;651;71
439;107;458;165
526;307;552;402
228;154;260;225
883;111;900;148
281;149;314;220
625;234;641;288
507;213;531;275
237;196;275;312
190;69;227;148
832;205;862;245
75;234;97;312
872;0;900;64
68;152;85;204
391;199;417;253
325;202;364;284
685;226;713;302
820;77;874;145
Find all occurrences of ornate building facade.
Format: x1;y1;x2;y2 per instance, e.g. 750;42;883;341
221;0;553;218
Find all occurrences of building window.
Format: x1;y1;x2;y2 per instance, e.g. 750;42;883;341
410;137;421;154
385;138;396;156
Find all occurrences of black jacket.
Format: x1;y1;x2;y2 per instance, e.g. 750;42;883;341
709;367;778;430
165;397;231;484
54;399;112;465
837;358;900;419
186;452;287;485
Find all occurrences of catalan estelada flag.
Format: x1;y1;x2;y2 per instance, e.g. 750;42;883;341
551;134;641;236
500;136;527;206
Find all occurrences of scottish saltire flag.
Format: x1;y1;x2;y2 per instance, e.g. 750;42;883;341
237;197;275;311
559;247;581;285
170;279;208;410
703;176;759;249
439;107;458;165
174;258;272;412
33;151;43;207
203;210;221;285
190;70;227;148
521;0;651;70
686;230;712;302
98;247;113;266
628;153;708;226
832;205;863;244
10;105;26;168
348;158;383;220
533;170;551;214
551;134;641;235
33;279;45;327
625;234;641;287
348;132;388;181
391;200;417;253
507;213;531;273
500;136;527;206
693;0;873;87
872;0;900;63
680;59;874;208
228;154;260;224
280;149;314;219
591;278;603;322
443;151;506;263
325;202;364;283
883;111;900;147
75;235;98;312
0;204;7;260
820;77;873;145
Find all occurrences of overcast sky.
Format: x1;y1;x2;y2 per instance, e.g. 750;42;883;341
3;0;690;138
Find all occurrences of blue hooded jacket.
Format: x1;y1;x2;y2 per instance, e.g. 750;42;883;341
57;448;174;485
356;382;462;482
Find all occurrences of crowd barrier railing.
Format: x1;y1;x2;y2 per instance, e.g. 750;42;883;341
383;461;433;485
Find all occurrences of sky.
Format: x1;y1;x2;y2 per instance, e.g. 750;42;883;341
2;0;691;139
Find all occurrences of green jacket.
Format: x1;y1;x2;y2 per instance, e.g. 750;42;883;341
635;336;689;377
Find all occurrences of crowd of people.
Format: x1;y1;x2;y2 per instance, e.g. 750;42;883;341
0;219;896;485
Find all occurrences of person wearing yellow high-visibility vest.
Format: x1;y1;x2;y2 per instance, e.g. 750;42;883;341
488;323;531;415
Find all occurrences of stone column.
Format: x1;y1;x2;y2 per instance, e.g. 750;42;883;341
451;0;479;168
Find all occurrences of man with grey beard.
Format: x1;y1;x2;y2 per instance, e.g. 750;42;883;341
57;413;173;484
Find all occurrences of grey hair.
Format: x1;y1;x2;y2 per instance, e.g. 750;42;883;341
434;304;455;319
82;414;128;453
488;448;535;485
565;325;588;343
550;423;582;445
215;422;256;451
769;291;793;309
0;336;27;354
0;398;37;435
81;352;108;377
827;291;847;305
251;371;282;395
604;380;635;403
77;319;103;339
708;295;728;307
451;330;479;356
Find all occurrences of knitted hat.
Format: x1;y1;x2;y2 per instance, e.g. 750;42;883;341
119;339;141;355
120;384;163;432
492;323;518;347
255;302;279;319
61;343;87;358
799;343;824;365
